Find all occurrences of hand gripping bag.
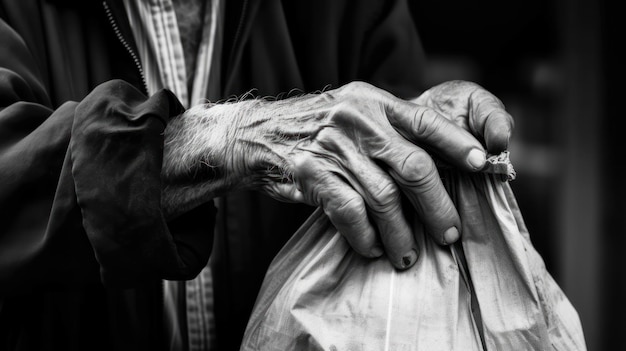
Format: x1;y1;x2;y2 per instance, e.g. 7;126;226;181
240;155;586;351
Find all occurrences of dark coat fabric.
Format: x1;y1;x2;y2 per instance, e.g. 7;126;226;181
0;0;426;350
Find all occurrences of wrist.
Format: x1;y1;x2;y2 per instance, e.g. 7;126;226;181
160;100;291;216
160;102;245;217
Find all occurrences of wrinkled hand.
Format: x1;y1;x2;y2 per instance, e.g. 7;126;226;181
411;80;514;154
163;82;495;269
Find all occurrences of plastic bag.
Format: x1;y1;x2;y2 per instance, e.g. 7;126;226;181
240;161;586;350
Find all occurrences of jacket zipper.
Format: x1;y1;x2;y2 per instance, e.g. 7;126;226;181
102;1;148;94
102;2;162;344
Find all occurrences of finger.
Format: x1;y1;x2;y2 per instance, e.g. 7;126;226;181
483;110;513;153
468;90;514;153
325;187;383;259
378;137;461;245
295;129;418;268
385;99;488;171
292;154;381;258
335;136;418;269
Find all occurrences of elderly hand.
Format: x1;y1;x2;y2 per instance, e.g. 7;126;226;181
162;81;503;269
411;80;514;154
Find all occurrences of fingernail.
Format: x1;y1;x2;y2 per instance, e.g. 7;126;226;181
370;245;384;257
443;227;459;244
467;149;486;170
401;249;418;268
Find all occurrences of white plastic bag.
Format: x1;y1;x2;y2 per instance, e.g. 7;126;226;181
241;166;586;351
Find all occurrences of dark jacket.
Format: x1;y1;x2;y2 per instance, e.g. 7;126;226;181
0;0;425;349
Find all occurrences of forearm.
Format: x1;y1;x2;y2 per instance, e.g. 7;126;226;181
161;100;288;218
160;94;334;218
161;103;242;218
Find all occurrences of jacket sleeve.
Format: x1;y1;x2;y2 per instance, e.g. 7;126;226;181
0;18;215;294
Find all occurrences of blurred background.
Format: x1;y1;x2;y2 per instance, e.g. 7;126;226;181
408;0;623;350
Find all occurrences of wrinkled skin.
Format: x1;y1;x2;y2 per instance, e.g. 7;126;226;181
162;80;514;269
412;80;513;153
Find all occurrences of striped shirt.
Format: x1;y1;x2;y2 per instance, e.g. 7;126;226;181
122;0;224;350
123;0;223;107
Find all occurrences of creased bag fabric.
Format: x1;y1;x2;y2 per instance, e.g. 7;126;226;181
240;169;586;350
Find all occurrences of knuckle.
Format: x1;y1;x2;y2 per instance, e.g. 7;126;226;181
343;80;370;93
338;195;365;214
328;195;366;222
412;108;440;136
476;90;505;113
369;180;400;211
338;81;380;100
399;150;437;185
